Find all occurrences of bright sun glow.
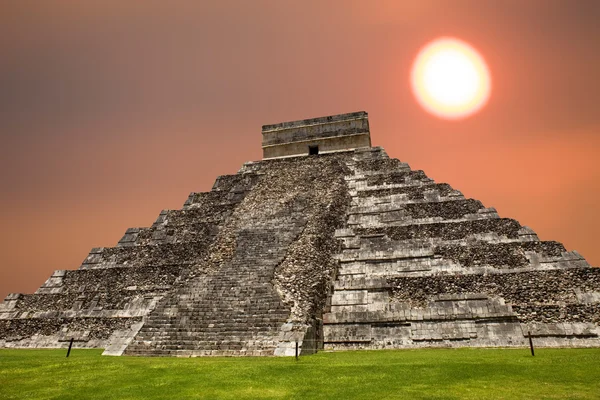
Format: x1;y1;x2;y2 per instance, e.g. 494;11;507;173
411;37;491;120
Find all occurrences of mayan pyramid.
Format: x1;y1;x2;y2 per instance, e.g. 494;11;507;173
1;111;599;356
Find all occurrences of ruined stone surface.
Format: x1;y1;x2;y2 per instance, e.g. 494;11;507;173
1;111;599;355
0;317;141;341
272;160;351;323
356;219;523;240
390;269;600;311
433;241;566;268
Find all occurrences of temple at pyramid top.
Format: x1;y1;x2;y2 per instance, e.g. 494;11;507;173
261;111;371;159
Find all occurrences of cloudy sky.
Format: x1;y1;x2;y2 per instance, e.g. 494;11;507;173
1;0;599;299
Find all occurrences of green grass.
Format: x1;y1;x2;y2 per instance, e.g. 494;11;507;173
1;348;599;399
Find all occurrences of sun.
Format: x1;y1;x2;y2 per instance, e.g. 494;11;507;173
411;37;491;120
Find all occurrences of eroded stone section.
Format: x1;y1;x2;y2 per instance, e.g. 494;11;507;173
390;269;600;317
0;316;143;349
355;219;523;240
271;160;351;355
124;154;352;356
433;241;566;269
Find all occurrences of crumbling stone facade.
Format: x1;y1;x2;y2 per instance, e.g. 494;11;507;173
1;111;599;355
324;146;599;349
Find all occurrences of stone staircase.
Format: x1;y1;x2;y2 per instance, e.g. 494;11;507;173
124;225;302;356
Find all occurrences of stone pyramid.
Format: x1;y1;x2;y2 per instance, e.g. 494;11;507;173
1;111;599;356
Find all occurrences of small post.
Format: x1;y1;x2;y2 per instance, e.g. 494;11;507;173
295;341;299;360
528;331;535;356
66;338;74;358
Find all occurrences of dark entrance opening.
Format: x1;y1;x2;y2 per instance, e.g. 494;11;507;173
308;145;319;155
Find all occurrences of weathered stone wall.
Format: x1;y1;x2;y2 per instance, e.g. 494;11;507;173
263;135;371;160
433;241;565;268
356;219;523;241
0;317;141;342
323;146;600;350
262;111;369;146
262;111;371;159
389;269;600;321
356;183;455;200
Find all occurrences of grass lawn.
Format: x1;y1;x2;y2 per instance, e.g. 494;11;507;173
1;347;599;399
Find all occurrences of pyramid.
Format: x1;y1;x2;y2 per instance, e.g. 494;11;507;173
1;111;599;356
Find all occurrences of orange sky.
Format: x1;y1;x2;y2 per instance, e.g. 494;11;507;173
1;1;599;300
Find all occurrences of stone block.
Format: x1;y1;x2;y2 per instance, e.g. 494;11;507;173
323;324;371;343
331;290;368;306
